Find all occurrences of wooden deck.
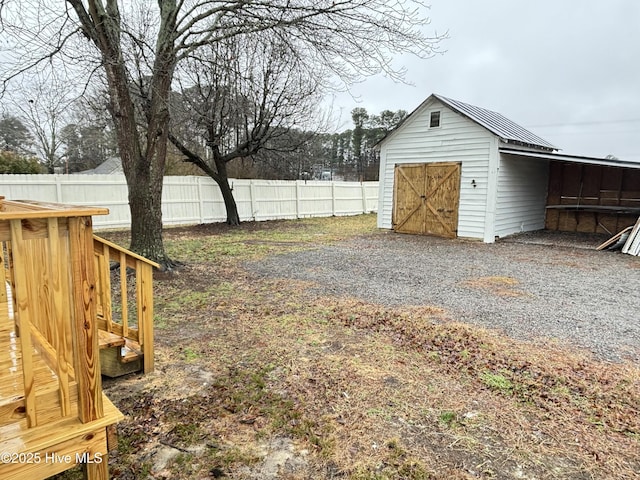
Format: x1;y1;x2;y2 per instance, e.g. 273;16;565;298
0;199;148;479
0;279;124;480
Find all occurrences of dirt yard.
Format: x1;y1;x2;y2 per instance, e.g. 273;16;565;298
249;228;640;363
54;214;640;480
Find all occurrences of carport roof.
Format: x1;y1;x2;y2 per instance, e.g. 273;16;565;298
500;147;640;170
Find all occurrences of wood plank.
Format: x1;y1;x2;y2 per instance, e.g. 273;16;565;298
58;222;76;414
98;322;139;343
0;396;121;480
68;217;103;424
546;204;640;214
0;428;107;480
0;383;79;430
0;395;121;454
98;330;125;349
0;363;61;403
0;199;108;220
0;311;79;428
393;164;426;234
9;219;37;428
93;235;159;269
29;328;59;373
596;226;633;251
424;162;460;238
0;249;7;305
119;251;129;339
621;217;640;255
0;218;69;242
139;262;155;374
96;243;113;333
29;238;50;341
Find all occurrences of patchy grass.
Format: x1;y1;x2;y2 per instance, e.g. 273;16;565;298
479;371;514;394
58;214;639;480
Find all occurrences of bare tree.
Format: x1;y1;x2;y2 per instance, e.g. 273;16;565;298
1;0;444;268
60;90;119;172
7;77;74;172
169;31;324;225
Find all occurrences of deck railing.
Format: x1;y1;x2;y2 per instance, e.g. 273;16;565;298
93;235;158;374
0;199;129;479
0;214;102;429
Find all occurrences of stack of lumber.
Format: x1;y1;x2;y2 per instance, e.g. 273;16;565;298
597;216;640;255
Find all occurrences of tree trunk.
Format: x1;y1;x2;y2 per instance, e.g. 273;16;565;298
127;166;174;266
66;0;178;270
214;154;240;226
167;134;240;226
127;1;177;269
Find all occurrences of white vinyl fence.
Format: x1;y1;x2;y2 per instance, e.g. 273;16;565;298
0;174;378;230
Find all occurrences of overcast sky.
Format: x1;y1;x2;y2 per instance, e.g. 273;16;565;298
331;0;640;161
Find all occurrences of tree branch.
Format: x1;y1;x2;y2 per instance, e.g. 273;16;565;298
168;132;220;183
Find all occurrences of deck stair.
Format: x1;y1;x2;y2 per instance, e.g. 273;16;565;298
93;235;159;377
98;330;144;377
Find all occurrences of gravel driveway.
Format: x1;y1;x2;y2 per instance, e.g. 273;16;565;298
249;231;640;362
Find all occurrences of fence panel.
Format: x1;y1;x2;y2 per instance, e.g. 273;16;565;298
249;180;298;220
0;174;378;230
162;176;202;226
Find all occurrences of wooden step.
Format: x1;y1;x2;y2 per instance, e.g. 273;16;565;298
121;339;143;364
98;330;125;349
99;336;143;378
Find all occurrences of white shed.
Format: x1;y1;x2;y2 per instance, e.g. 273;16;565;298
377;94;557;242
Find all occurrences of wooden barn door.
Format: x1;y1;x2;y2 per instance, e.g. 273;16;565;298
393;162;461;238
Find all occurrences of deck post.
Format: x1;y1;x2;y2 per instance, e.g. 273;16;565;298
69;216;104;423
138;260;155;373
9;219;37;427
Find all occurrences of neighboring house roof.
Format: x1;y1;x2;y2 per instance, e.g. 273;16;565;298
432;94;558;151
77;156;123;174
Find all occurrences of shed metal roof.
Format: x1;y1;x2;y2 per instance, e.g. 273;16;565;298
433;94;558;151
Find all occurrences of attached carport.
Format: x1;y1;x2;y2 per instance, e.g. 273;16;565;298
500;148;640;235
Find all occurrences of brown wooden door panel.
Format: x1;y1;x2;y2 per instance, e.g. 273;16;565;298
393;162;460;238
393;164;426;234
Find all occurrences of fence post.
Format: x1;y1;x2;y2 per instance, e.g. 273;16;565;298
296;180;302;219
55;175;63;203
361;182;368;213
331;182;336;216
197;177;205;224
249;179;257;220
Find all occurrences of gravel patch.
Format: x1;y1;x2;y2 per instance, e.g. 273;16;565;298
247;231;640;362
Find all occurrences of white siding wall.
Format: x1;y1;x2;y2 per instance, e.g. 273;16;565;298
494;154;549;238
378;98;494;240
